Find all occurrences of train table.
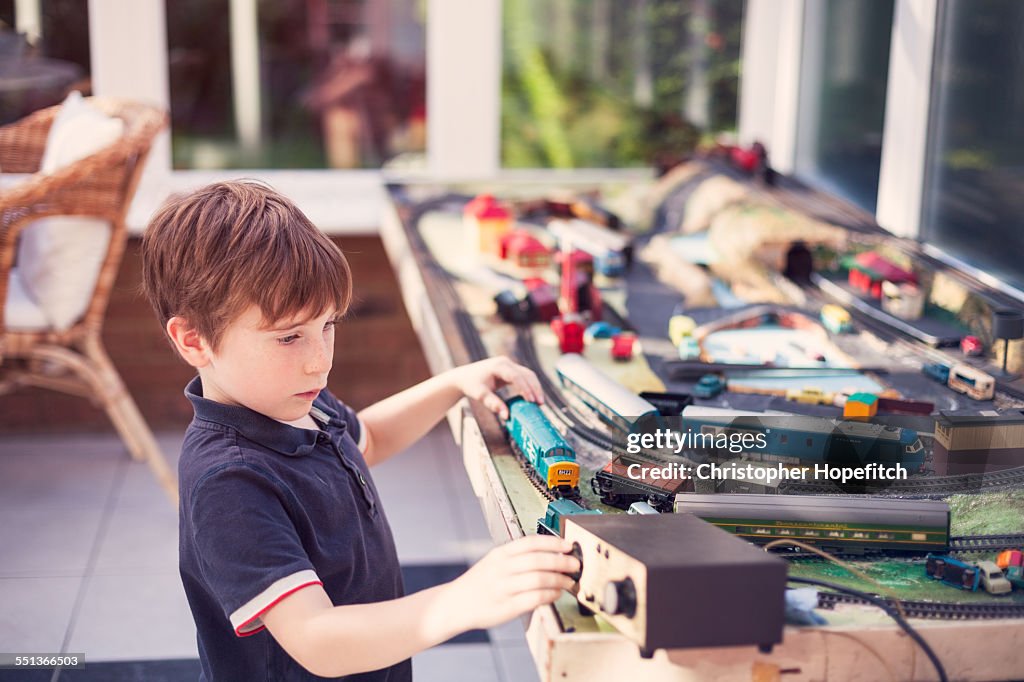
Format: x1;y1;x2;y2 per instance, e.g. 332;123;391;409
380;167;1024;682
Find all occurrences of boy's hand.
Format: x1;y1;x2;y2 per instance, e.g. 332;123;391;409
450;356;544;419
447;535;580;632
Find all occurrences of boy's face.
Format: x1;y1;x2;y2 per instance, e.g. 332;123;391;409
198;305;338;422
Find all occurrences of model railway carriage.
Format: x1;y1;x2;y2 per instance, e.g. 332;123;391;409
674;493;950;555
591;454;691;512
536;498;602;536
548;218;631;277
556;353;660;435
680;405;926;470
504;397;580;498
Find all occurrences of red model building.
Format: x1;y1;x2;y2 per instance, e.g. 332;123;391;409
464;194;512;256
846;251;917;299
499;230;551;269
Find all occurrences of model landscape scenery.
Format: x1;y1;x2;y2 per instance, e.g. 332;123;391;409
388;147;1024;645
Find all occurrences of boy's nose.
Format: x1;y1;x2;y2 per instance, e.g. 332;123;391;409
305;338;333;374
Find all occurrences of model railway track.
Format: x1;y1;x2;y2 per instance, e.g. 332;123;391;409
399;195;614;510
512;325;623;454
781;532;1024;560
778;464;1024;497
402;194;491;363
802;275;1024;403
949;533;1024;553
816;590;1024;620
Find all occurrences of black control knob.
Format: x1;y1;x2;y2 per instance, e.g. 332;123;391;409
602;577;637;618
567;542;583;583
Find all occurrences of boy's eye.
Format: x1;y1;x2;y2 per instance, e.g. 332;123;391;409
278;334;299;344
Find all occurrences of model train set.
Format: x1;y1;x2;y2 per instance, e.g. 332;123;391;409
385;162;1024;673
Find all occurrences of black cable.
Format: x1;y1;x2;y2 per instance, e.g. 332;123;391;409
788;576;948;682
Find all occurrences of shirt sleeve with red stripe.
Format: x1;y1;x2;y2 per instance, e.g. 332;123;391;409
189;462;324;636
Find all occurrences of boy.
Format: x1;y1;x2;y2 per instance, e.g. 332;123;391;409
141;181;579;680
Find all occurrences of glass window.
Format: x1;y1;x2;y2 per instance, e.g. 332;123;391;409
501;0;745;169
795;0;894;211
922;0;1024;293
166;0;426;170
0;0;90;126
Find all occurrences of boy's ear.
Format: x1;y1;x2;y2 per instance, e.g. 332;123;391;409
166;316;213;368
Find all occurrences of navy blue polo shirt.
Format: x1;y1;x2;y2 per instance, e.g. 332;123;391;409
179;376;412;681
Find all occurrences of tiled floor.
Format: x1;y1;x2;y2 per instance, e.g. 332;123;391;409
0;425;541;682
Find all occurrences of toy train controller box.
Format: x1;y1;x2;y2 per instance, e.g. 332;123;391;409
562;513;787;657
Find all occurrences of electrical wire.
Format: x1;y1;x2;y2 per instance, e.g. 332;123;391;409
787;576;948;682
763;538;910;621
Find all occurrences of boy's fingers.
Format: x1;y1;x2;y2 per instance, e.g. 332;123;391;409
512;369;542;405
507;552;580;576
527;371;544;404
505;589;563;619
505;535;574;556
505;571;576;596
494;361;542;404
481;391;508;419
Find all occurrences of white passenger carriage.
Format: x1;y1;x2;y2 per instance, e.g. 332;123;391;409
555;353;659;433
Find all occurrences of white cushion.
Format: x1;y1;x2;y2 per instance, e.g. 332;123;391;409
15;91;123;330
4;267;50;330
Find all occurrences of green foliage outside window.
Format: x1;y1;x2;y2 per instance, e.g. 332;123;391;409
502;0;744;169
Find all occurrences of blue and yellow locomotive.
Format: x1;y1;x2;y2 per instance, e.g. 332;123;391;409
505;396;581;498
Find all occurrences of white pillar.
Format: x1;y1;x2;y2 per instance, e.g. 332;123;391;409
875;0;939;238
427;0;500;178
770;0;805;174
14;0;41;45
737;0;803;171
88;0;171;175
229;0;262;153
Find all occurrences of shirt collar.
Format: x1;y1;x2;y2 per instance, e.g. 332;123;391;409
184;375;347;457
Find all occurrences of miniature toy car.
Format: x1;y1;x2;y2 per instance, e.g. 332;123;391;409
961;335;984;356
785;387;835;405
552;315;585;354
627;501;660;515
610;332;636;362
926;554;980;591
585;321;620;340
678;336;701;360
694;374;725;399
977;560;1012;595
668;314;697;348
922;362;951;384
820;304;852;334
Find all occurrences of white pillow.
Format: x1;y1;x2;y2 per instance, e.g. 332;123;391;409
4;268;50;330
16;91;124;330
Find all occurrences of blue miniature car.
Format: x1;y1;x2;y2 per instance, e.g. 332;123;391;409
694;374;725;399
922;362;951;384
585;321;621;340
926;554;980;591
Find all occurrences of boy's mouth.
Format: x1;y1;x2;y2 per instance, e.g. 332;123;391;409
295;389;323;400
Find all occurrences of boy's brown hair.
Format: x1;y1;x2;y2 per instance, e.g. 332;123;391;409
141;180;352;352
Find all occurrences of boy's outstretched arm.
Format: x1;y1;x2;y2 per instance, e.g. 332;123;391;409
262;535;577;678
358;356;544;466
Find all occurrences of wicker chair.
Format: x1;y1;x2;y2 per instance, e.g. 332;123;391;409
0;98;177;503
